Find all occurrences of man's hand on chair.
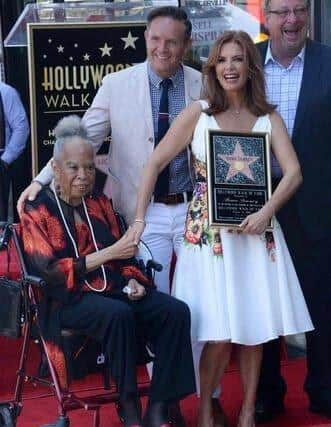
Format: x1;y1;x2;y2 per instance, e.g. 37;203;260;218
17;181;43;217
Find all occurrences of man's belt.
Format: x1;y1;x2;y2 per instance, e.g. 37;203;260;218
152;191;193;205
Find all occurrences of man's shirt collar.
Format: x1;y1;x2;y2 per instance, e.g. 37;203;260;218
147;61;183;89
265;41;305;68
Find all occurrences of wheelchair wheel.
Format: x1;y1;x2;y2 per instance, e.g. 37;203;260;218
0;405;15;427
41;416;70;427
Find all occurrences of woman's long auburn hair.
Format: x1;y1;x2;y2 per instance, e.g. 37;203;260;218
202;30;275;117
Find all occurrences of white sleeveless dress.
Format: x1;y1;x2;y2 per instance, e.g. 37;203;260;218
172;101;313;345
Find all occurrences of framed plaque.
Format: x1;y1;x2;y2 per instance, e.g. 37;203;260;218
206;130;273;229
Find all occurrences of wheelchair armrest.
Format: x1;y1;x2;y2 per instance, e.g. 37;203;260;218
25;275;46;288
146;259;163;272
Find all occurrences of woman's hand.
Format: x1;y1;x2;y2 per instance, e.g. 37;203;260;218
108;227;138;260
126;279;146;301
239;207;272;235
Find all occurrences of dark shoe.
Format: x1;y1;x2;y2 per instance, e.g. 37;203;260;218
143;401;171;427
309;397;331;418
116;398;143;427
144;424;170;427
168;401;186;427
212;398;228;427
254;399;284;424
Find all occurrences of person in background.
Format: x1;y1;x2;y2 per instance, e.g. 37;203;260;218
0;81;29;221
255;0;331;422
132;30;313;427
21;115;195;427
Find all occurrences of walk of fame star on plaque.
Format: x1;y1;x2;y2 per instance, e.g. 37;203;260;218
205;129;272;228
219;141;259;182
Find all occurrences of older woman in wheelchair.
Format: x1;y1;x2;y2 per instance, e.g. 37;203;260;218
20;115;195;427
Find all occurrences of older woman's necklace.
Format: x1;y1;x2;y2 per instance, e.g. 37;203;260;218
51;181;107;292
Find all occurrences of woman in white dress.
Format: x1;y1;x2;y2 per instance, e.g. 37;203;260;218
132;31;313;427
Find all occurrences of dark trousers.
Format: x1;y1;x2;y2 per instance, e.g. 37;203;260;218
0;160;10;221
60;289;196;402
258;197;331;401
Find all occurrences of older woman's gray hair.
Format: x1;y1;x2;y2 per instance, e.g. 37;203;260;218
53;115;93;160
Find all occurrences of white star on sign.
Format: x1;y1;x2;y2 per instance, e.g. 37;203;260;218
57;45;64;53
121;31;139;50
99;42;112;57
83;53;90;61
220;142;259;181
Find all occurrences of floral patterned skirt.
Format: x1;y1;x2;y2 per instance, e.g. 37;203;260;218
172;217;313;345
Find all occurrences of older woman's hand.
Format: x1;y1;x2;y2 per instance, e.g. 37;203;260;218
239;207;272;235
127;279;146;300
108;227;138;260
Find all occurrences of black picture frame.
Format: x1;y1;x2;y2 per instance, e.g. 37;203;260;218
205;129;273;229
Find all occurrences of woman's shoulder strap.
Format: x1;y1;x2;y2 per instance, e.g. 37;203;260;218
255;113;272;133
198;99;209;110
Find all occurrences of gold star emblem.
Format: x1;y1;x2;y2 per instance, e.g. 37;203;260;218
99;42;112;57
121;31;139;50
220;142;259;181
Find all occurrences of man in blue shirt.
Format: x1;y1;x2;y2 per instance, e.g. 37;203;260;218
255;0;331;423
0;81;29;221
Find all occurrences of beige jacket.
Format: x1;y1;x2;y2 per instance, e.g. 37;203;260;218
37;61;202;224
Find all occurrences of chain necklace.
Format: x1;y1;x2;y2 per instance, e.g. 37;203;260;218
230;106;243;115
51;181;107;292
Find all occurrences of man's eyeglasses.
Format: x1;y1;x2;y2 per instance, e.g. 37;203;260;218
267;6;308;19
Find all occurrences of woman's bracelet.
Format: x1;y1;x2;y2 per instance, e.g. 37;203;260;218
134;218;145;225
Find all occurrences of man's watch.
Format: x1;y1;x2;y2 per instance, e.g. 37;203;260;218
32;179;44;189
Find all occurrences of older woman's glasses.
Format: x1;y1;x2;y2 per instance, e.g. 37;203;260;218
268;6;308;20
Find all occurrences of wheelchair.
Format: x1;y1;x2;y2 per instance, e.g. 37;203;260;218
0;220;162;427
